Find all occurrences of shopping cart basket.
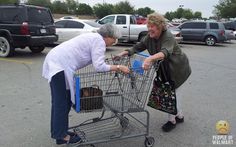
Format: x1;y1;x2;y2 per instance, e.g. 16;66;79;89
69;53;160;147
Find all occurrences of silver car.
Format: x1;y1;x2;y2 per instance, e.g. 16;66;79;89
54;19;101;44
178;21;227;46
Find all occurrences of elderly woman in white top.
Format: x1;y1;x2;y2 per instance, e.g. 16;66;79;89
42;24;130;145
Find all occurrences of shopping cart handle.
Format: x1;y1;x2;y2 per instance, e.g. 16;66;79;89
137;52;150;57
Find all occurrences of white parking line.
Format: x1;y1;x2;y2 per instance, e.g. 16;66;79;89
0;58;33;64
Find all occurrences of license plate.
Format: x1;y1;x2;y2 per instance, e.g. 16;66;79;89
40;29;46;33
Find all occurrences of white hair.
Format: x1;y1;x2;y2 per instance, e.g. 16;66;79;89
97;23;121;39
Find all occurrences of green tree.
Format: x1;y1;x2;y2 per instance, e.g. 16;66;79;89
214;0;236;18
112;0;135;14
164;11;176;21
182;9;193;19
0;0;18;4
27;0;51;8
76;3;93;15
51;0;67;14
175;8;184;19
65;0;77;14
93;3;114;18
135;7;155;17
193;11;202;19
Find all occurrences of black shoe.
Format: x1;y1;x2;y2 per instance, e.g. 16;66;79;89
162;121;176;132
67;131;78;137
56;135;82;145
175;116;184;123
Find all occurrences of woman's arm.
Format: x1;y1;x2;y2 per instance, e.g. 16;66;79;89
143;52;165;70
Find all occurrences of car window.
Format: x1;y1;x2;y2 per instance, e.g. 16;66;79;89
0;7;26;23
192;22;206;29
224;22;234;30
130;16;136;24
83;20;101;28
116;16;126;24
99;16;115;24
181;22;206;29
209;23;219;29
55;20;67;28
27;7;53;25
181;22;193;29
65;21;84;28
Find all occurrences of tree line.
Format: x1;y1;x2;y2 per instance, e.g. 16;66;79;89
0;0;235;20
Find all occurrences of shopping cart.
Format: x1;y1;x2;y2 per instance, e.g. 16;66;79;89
69;53;160;147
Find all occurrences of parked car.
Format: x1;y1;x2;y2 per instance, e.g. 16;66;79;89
97;14;148;42
134;15;147;24
0;4;58;57
224;29;235;41
54;19;101;44
59;16;77;20
223;22;236;41
224;21;236;31
178;21;226;46
166;23;183;43
97;14;182;43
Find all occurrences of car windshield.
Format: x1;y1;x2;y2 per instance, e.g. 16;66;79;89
83;20;102;28
27;7;53;25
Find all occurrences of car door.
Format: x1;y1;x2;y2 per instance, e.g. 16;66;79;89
179;22;193;41
115;15;129;40
55;20;86;43
180;22;206;41
55;20;67;43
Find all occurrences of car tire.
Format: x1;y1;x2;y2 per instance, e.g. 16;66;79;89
205;36;216;46
138;32;148;42
29;46;45;53
0;36;14;57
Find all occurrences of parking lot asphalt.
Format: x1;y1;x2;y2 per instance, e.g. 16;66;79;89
0;41;236;147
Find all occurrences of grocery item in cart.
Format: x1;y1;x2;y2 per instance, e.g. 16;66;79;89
80;86;103;110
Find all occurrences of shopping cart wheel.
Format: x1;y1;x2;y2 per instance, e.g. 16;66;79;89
120;117;129;128
144;136;155;147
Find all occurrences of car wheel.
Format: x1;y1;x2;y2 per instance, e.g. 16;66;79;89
29;46;45;53
138;32;147;42
205;36;216;46
0;36;14;57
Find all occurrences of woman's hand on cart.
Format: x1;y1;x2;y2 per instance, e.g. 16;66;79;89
111;64;130;74
142;57;153;70
117;65;130;74
113;51;129;60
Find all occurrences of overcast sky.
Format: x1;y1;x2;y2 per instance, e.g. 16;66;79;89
75;0;219;18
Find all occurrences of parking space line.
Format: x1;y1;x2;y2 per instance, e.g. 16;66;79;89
0;58;33;64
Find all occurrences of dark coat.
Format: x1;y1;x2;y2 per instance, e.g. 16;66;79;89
126;30;191;88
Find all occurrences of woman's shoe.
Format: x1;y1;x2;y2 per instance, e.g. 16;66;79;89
56;135;82;145
175;116;184;123
162;121;176;132
67;131;78;137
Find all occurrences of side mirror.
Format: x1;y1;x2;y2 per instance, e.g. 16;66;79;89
97;20;104;24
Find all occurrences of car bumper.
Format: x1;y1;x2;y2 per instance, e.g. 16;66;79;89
175;36;183;44
12;35;58;47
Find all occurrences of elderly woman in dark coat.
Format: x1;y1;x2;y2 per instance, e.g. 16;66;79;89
117;12;191;132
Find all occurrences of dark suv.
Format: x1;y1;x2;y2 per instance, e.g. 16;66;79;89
178;21;226;46
0;4;58;57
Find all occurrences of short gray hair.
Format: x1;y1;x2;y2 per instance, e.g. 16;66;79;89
97;23;121;39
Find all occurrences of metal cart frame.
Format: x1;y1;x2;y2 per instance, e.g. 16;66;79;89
69;54;159;147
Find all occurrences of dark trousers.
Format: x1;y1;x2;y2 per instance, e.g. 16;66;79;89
50;71;72;139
